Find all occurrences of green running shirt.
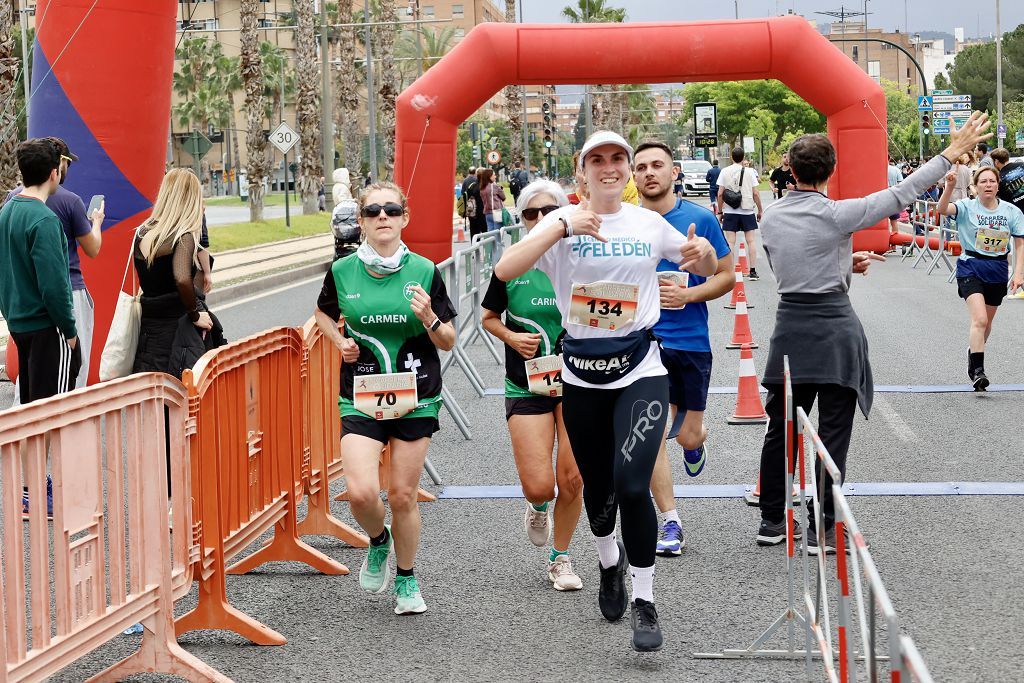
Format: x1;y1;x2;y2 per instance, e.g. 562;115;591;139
481;270;565;398
317;252;457;419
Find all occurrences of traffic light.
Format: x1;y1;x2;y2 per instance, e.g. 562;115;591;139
544;129;553;148
541;102;551;115
921;113;931;135
543;101;553;148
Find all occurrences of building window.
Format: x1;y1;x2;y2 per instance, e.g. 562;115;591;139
178;18;218;31
868;61;880;81
851;45;858;62
452;4;464;17
454;27;465;39
422;5;434;16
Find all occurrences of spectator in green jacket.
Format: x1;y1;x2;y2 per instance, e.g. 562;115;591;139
0;138;80;404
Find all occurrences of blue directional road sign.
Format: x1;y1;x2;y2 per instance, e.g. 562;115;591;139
932;89;953;95
917;96;933;111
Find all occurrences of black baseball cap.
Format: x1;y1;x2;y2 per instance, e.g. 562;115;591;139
44;136;78;162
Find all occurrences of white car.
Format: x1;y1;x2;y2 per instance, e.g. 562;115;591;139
676;159;712;196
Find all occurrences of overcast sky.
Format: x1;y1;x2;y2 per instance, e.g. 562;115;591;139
519;0;1024;40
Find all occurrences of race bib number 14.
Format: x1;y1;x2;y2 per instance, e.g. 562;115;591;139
526;354;563;397
658;271;689;311
354;372;418;420
569;281;639;330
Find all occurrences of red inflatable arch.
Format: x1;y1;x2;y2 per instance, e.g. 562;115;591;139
395;15;888;263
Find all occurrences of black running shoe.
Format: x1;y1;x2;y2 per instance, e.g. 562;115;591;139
971;368;989;392
598;540;627;622
748;267;760;281
756;518;803;546
630;599;664;652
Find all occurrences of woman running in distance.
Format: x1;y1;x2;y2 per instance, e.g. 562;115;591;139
495;131;717;652
481;180;584;592
935;164;1024;390
313;181;457;615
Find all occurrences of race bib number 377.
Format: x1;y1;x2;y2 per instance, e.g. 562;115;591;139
353;372;418;420
569;281;639;330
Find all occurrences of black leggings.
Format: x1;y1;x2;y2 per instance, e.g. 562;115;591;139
562;375;669;569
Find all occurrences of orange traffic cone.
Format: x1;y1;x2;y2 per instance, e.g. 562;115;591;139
744;473;803;506
737;238;750;276
726;289;758;349
454;220;467;243
724;263;754;310
728;343;767;425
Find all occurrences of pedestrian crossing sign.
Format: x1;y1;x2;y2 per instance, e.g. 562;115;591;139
917;96;933;111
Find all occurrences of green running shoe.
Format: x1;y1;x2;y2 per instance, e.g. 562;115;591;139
359;525;392;593
393;575;427;615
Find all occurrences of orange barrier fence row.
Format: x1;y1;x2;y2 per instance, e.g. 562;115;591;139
0;374;228;682
176;327;347;646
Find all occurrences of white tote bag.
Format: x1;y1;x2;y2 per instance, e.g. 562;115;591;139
99;236;141;381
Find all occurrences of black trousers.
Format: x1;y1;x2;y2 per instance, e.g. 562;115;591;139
758;383;857;530
11;327;81;405
562;375;669;569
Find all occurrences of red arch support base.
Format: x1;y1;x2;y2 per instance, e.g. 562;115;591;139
395;16;889;263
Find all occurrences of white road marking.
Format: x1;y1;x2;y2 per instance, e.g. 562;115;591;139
873;393;919;443
215;274;325;312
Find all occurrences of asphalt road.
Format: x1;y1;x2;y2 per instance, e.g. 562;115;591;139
15;193;1024;682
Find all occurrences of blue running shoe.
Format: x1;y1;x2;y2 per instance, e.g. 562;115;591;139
656;520;685;556
683;444;707;477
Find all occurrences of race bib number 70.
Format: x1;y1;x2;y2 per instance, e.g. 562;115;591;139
569;281;639;330
353;372;418;420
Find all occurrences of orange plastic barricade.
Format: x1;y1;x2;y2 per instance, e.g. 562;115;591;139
0;373;228;682
176;328;346;646
298;316;368;546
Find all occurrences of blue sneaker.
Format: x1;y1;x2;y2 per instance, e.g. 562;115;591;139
683;444;707;477
21;475;53;521
656;520;685;556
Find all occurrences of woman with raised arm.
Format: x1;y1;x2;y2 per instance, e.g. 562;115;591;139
495;131;717;653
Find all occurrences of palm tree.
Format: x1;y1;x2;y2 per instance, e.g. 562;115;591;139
561;0;626;132
259;41;295;125
375;0;398;180
502;0;523;167
396;26;457;86
0;0;18;191
216;54;244;195
293;0;321;214
173;38;231;192
334;0;363;187
241;0;269;221
620;84;655;147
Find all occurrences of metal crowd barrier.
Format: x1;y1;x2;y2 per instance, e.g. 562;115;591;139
797;405;934;682
696;356;935;682
0;374;228;682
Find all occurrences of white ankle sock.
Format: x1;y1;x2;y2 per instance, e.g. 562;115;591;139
595;533;620;569
657;508;680;526
630;564;655;603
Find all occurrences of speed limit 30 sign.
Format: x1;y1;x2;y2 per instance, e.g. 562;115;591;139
270;122;299;155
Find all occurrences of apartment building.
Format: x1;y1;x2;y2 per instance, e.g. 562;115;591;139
827;21;925;96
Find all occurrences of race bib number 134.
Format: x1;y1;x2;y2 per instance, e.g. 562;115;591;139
353;372;418;420
569;281;639;330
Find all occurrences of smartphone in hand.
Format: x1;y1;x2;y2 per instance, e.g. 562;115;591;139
87;194;104;219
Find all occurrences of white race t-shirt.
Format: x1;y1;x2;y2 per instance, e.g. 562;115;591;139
718;163;757;215
527;203;688;389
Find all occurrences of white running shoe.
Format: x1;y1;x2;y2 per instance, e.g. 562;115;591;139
548;554;583;591
524;502;551;547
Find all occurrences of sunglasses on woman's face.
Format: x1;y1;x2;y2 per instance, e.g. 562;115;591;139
521;205;559;221
361;202;405;218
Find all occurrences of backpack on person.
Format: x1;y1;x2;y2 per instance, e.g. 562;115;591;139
722;166;746;209
464;180;478;219
509;169;525;196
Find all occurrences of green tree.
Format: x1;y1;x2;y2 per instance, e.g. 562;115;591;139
173;38;232;190
294;0;322;214
561;0;626;131
882;78;919;161
683;80;824;151
945;24;1024;113
260;40;295;125
241;0;270;221
0;3;18;190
